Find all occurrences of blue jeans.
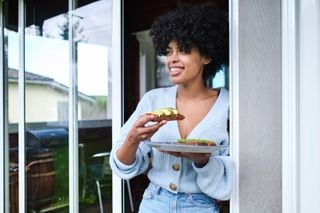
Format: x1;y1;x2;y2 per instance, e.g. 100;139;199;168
139;183;220;213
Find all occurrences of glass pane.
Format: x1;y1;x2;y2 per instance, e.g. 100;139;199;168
34;0;113;211
5;0;19;212
5;0;113;212
72;1;113;212
24;1;70;212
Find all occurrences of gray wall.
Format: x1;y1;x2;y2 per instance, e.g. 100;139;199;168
238;0;282;212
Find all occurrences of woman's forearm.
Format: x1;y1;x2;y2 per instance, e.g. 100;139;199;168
116;137;140;165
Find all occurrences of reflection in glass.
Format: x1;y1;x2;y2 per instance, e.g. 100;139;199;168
23;1;70;211
7;26;20;213
7;0;113;212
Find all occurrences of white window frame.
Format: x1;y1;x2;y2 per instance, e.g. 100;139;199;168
111;0;123;212
298;1;320;211
0;1;9;212
18;1;27;212
282;0;320;213
229;0;240;212
282;0;299;212
68;0;79;212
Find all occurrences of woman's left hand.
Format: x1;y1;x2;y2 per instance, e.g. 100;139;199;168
162;151;211;168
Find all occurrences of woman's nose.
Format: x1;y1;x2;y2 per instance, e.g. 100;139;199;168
167;52;179;62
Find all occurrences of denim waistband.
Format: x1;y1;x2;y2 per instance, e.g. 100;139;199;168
149;183;216;201
142;183;219;212
158;187;204;197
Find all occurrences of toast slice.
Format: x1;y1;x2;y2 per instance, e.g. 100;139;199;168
147;108;185;122
177;138;216;146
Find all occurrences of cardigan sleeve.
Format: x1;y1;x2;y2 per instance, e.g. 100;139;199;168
192;123;234;200
192;155;235;200
109;92;153;180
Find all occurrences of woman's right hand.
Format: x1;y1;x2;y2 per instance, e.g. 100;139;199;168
126;114;167;144
116;113;167;165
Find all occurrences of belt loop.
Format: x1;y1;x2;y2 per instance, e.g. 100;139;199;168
155;185;161;195
150;182;161;195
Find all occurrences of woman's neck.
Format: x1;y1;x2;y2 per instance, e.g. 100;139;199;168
177;83;211;101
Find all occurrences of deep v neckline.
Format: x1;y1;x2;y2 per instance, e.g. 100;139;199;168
171;86;224;139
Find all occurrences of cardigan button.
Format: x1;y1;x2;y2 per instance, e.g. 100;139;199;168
172;164;180;171
169;183;177;191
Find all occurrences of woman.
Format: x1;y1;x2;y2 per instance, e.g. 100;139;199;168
110;3;234;212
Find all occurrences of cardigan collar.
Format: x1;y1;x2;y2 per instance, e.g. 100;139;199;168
168;86;228;139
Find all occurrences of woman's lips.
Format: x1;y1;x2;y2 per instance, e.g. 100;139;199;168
169;67;183;77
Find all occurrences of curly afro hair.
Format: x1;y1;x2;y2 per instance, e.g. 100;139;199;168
150;2;228;80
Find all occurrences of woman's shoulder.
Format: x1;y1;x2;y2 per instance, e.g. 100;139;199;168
217;88;229;112
220;87;229;99
212;87;228;102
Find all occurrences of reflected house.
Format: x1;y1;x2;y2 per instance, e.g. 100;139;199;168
8;68;111;212
4;0;114;212
8;68;99;123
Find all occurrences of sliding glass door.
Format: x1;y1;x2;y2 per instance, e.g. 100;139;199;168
1;0;120;212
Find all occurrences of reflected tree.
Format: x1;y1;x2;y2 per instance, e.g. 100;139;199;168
58;14;88;42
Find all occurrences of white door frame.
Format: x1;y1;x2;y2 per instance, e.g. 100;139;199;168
112;1;242;212
229;0;240;212
298;1;320;211
113;1;242;212
111;0;123;212
282;0;320;212
282;0;299;212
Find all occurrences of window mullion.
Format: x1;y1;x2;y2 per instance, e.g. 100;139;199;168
0;1;10;213
68;0;79;212
18;0;26;212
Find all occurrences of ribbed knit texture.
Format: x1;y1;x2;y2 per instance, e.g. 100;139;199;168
110;86;234;200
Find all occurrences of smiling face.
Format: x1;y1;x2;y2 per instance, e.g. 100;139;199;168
165;41;211;86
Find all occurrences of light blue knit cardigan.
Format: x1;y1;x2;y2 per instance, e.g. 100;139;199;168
109;85;234;200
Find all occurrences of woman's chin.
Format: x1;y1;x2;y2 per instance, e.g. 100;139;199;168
169;77;182;84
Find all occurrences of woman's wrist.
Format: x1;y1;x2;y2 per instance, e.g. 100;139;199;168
194;159;209;168
116;137;140;165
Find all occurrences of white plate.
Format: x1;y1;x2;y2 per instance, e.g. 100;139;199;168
148;142;228;153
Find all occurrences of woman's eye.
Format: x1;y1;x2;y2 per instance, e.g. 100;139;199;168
166;49;172;56
179;48;189;55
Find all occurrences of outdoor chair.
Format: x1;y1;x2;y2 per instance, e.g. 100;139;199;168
87;152;134;213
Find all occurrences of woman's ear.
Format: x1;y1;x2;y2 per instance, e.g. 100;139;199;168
203;57;212;65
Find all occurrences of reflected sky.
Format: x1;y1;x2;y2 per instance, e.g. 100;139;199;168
7;0;112;96
8;31;109;96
